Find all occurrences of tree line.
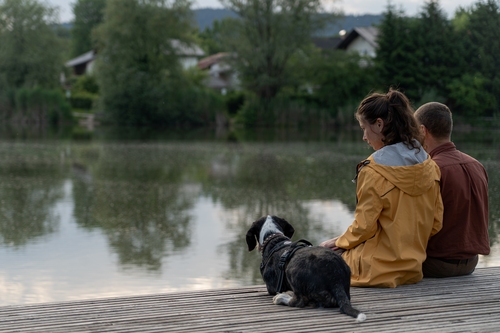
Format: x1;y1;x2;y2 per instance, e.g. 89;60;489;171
0;0;498;128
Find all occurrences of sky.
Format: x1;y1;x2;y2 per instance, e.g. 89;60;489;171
47;0;481;23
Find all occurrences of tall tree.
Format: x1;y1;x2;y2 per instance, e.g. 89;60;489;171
412;0;460;101
198;18;234;55
93;0;201;126
0;0;63;89
375;4;419;100
307;50;378;113
445;0;500;116
71;0;107;57
462;0;500;115
465;0;500;83
220;0;335;101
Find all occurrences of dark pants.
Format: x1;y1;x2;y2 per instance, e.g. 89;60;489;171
423;255;478;278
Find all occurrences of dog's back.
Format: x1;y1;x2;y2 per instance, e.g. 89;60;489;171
286;247;354;309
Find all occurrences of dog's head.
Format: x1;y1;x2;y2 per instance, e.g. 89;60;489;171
246;215;295;251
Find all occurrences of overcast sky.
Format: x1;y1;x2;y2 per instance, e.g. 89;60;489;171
47;0;481;23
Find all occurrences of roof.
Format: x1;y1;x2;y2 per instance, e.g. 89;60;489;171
65;50;96;67
198;52;230;70
312;37;342;51
65;40;204;69
336;27;379;50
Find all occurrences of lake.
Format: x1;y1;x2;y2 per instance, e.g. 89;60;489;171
0;126;499;305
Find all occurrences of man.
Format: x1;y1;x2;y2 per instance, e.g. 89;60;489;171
414;102;490;278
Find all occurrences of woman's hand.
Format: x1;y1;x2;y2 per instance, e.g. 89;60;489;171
320;237;340;251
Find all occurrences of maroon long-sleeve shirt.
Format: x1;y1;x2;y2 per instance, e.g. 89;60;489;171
427;142;490;259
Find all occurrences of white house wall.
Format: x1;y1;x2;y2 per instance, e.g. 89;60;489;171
347;37;376;58
180;57;199;70
87;60;95;74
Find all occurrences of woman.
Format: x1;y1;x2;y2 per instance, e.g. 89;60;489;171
320;89;443;288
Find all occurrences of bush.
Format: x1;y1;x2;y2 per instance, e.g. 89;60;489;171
447;73;497;117
70;91;98;110
1;87;73;125
73;75;99;94
236;95;333;128
98;76;226;128
174;84;226;127
69;75;99;110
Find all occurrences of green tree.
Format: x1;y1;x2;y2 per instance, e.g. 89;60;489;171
375;4;419;100
71;0;107;57
220;0;335;102
448;73;497;116
0;0;63;89
308;50;378;116
451;0;500;116
198;18;234;55
412;0;461;102
94;0;219;127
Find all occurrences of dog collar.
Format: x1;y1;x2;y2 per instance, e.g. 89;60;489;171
259;233;286;253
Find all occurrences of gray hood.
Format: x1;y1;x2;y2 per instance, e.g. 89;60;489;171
372;140;427;167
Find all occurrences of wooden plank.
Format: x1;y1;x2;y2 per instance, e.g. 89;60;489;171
0;267;499;333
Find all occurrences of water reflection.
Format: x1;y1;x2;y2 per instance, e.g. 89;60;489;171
71;144;196;270
0;142;65;246
205;143;366;284
0;127;498;305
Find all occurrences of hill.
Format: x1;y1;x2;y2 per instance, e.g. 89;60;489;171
60;8;383;38
194;8;383;36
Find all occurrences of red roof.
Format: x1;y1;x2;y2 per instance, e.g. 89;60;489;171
198;52;230;70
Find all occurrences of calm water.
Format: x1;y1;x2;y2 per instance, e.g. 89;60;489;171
0;126;499;305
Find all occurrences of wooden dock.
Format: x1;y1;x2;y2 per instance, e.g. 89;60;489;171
1;266;499;333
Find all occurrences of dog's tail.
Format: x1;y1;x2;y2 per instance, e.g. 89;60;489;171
340;302;366;323
335;290;366;323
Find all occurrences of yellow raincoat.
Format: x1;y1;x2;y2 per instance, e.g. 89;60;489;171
337;155;443;288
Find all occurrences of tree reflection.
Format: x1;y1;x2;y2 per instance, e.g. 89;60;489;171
71;144;198;270
69;133;500;279
207;137;500;282
485;161;500;247
0;144;64;247
1;130;498;291
201;143;367;283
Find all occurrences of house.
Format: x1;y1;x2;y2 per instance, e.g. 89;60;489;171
197;52;238;94
169;40;205;70
65;50;97;76
336;27;379;57
65;40;205;76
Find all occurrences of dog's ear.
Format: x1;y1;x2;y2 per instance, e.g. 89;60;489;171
245;216;267;251
273;216;294;238
245;223;259;251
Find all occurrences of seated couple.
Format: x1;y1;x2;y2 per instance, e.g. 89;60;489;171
320;91;489;288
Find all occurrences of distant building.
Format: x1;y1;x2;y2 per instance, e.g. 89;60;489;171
197;52;238;94
336;27;379;57
65;40;205;76
169;40;206;70
65;50;97;76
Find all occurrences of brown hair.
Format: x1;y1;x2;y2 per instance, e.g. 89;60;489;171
414;102;452;140
355;88;422;150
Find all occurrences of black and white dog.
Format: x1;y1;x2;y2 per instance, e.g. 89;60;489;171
246;215;366;323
